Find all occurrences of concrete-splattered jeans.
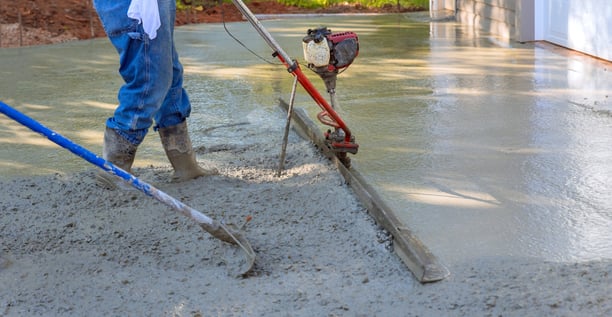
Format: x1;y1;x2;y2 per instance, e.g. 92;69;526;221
93;0;192;145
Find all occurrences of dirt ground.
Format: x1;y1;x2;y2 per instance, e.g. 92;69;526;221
0;0;419;48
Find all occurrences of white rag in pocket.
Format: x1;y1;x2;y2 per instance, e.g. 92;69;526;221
127;0;161;40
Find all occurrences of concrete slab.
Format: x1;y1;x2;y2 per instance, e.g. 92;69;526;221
1;13;611;276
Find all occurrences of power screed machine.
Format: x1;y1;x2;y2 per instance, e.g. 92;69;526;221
230;0;360;167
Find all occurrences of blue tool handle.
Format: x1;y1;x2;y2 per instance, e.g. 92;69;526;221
0;100;215;225
0;101;149;192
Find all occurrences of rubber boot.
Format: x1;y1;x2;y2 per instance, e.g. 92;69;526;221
159;121;218;182
96;127;138;190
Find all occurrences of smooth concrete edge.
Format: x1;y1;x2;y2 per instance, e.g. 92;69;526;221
279;99;450;283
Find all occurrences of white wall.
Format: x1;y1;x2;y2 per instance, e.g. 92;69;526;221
432;0;612;61
536;0;612;61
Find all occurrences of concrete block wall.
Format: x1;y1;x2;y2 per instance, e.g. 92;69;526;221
429;0;534;42
430;0;456;13
456;0;517;40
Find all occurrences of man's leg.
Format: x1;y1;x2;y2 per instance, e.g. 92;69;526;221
154;1;217;182
93;0;174;187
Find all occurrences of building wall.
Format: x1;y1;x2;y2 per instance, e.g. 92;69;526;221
429;0;610;61
536;0;611;61
429;0;534;42
455;0;518;41
430;0;456;12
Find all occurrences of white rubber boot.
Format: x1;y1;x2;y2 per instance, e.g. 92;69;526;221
96;127;138;190
159;121;218;182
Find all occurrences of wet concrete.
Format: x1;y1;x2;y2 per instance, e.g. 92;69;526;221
1;13;611;266
334;13;612;265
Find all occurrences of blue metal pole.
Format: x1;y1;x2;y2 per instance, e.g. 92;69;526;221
0;100;212;225
1;101;255;275
0;101;256;275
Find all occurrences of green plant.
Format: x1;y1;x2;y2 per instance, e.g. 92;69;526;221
177;0;429;10
276;0;428;9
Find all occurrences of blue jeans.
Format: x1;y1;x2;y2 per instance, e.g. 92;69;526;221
93;0;191;145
